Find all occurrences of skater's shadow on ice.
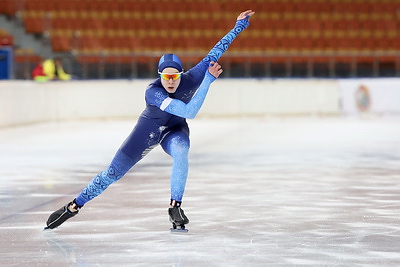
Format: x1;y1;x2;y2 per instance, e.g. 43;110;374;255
43;231;90;267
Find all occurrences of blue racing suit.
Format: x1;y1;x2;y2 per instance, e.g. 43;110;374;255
74;16;252;207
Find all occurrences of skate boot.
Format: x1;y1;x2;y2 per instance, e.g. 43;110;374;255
44;199;81;230
168;200;189;232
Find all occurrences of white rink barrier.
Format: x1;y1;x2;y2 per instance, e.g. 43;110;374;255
339;78;400;116
202;79;339;117
0;80;148;128
1;78;398;128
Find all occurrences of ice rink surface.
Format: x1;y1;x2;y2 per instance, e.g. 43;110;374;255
0;116;400;266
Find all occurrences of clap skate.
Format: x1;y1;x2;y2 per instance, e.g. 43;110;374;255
44;200;80;230
168;200;189;233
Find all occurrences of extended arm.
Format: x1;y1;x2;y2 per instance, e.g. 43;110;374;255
202;10;255;64
161;63;223;119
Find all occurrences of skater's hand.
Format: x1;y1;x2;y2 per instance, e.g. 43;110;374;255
208;62;223;78
234;10;255;31
237;10;255;21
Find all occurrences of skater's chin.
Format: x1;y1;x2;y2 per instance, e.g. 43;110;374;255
166;87;176;93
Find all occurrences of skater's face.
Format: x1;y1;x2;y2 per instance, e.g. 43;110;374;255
159;67;182;94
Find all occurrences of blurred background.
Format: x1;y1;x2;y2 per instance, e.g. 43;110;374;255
1;0;399;80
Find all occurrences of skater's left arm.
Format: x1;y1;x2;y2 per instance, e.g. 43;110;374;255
202;10;255;65
161;62;223;119
171;10;255;93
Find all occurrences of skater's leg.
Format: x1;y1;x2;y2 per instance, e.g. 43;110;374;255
75;118;163;207
161;130;190;203
45;118;163;229
45;150;137;230
75;149;137;206
161;127;190;229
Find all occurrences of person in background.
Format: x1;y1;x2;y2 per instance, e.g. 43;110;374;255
31;59;48;82
45;10;255;232
43;57;71;81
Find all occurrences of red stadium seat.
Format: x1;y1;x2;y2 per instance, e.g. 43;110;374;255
24;17;45;34
51;36;72;52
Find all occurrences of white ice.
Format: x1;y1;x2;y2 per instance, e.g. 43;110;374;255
1;116;400;266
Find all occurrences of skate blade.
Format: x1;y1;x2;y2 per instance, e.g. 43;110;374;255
170;228;188;233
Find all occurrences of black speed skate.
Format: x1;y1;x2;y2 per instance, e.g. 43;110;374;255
168;201;189;233
44;200;80;230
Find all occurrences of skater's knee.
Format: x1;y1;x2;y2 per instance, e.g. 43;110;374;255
105;150;136;181
169;139;189;158
110;150;136;173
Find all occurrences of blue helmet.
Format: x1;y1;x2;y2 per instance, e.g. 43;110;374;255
158;54;183;72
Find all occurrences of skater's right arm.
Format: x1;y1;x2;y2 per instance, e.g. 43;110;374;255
161;62;223;119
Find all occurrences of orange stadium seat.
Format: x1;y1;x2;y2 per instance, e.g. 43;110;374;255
52;17;70;30
55;0;75;12
24;17;46;34
51;36;72;52
26;0;49;12
7;0;17;14
119;1;137;12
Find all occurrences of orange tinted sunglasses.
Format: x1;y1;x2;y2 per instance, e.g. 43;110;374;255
158;71;183;80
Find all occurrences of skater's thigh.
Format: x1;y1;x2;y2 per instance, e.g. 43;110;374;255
161;125;190;157
119;118;162;161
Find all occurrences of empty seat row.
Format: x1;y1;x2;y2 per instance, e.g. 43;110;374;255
16;0;400;14
50;33;400;53
20;0;259;13
22;13;398;36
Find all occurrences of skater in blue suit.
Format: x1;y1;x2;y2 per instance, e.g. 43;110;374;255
45;10;255;231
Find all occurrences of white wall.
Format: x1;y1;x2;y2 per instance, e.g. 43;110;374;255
2;77;390;128
339;78;400;116
202;79;339;117
0;80;147;127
